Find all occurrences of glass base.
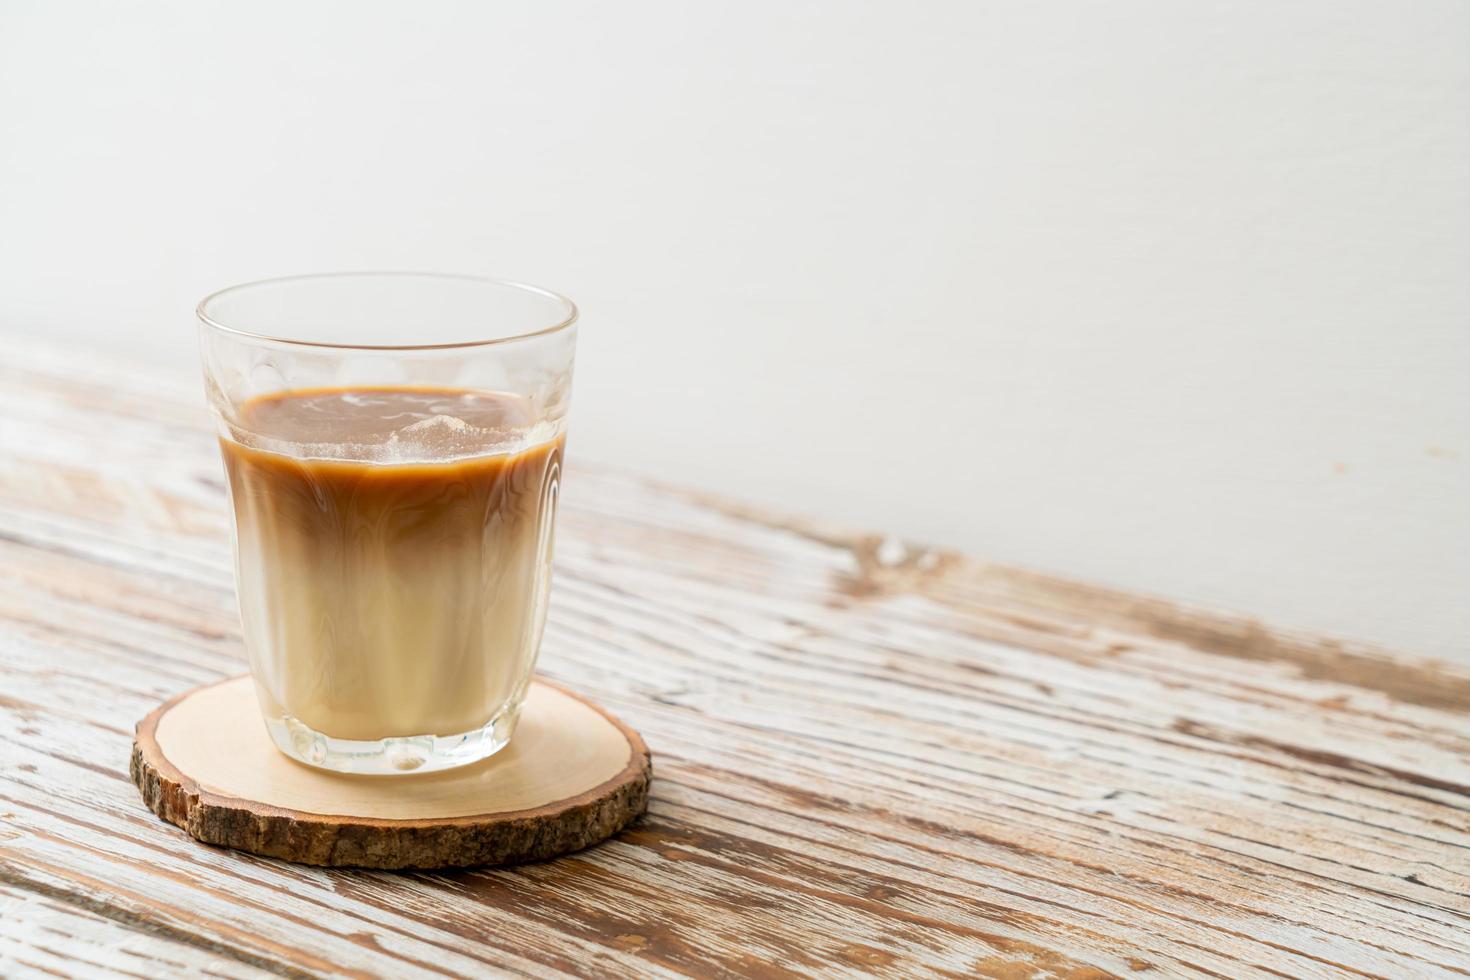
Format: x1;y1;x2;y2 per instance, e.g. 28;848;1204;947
263;703;520;776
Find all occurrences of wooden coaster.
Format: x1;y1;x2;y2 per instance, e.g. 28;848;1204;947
130;675;650;869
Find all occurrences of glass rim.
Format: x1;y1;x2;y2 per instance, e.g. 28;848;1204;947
196;271;579;352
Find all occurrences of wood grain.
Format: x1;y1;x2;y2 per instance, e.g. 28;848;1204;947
1;334;1467;978
131;676;650;869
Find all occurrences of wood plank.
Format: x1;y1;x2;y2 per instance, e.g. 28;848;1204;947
0;881;283;980
1;334;1467;978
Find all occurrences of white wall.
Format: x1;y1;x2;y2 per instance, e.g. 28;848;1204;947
2;1;1466;661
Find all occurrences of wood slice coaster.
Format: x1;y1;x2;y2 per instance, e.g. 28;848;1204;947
130;675;651;869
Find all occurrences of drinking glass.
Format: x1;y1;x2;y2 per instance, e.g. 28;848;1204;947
197;273;577;774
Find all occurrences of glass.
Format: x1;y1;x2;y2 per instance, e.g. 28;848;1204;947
197;273;577;775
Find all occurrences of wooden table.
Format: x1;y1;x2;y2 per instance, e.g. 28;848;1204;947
1;337;1467;979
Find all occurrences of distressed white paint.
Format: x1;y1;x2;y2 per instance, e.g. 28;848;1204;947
0;0;1465;670
1;338;1467;976
0;885;281;980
